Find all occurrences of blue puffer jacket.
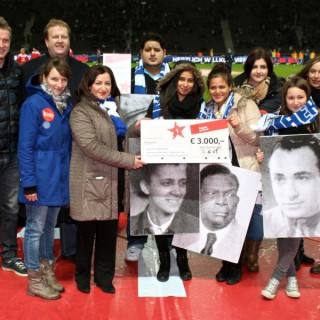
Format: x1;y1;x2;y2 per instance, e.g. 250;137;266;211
18;74;72;206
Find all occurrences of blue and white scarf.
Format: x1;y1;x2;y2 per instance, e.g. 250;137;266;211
99;96;128;136
198;92;235;120
250;97;318;135
133;59;170;94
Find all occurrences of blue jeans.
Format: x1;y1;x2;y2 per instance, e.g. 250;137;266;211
24;205;60;270
247;204;264;241
0;153;19;260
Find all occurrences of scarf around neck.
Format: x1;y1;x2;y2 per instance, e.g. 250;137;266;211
134;59;170;94
198;92;235;120
99;96;128;136
242;76;270;105
41;83;71;115
151;93;202;119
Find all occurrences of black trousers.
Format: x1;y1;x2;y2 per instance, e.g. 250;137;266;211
75;220;118;285
155;234;186;255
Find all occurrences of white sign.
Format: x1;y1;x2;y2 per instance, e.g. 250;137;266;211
141;119;229;163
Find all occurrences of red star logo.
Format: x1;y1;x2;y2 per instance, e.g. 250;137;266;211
168;121;186;139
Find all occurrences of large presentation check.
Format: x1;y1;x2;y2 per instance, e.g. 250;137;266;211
141;119;229;163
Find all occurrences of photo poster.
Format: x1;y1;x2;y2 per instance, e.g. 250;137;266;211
120;94;155;128
103;53;131;94
261;133;320;238
173;164;261;263
129;138;199;236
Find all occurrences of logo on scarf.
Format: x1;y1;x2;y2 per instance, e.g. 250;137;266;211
42;108;55;122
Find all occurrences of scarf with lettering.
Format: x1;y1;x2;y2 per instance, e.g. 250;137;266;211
250;97;318;135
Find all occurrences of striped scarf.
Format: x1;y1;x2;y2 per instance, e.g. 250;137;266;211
133;59;170;94
198;92;235;120
250;97;318;134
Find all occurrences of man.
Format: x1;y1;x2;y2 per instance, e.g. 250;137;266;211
0;17;27;276
131;32;169;94
126;33;170;261
16;47;29;65
264;135;320;237
225;48;234;72
172;164;246;284
22;19;89;262
131;164;198;235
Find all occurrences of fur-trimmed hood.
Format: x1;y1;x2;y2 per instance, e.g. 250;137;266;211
156;63;205;97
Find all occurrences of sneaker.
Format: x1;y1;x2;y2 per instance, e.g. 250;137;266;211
261;278;280;299
286;277;300;298
2;258;27;277
125;246;142;262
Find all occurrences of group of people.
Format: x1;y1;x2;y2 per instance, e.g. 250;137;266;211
1;14;320;302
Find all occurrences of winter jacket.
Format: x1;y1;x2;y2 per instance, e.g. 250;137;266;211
0;51;21;153
69;98;135;221
200;92;261;172
18;74;72;206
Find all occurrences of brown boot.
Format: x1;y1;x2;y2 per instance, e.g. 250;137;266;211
40;259;65;292
27;269;61;300
246;239;262;272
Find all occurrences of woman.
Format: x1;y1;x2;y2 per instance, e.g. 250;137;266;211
198;63;261;284
295;58;320;273
260;77;318;299
69;65;145;294
297;56;320;107
18;58;72;300
234;47;283;113
131;62;205;282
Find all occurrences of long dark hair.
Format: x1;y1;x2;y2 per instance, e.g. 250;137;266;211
78;65;120;101
296;56;320;81
244;47;273;80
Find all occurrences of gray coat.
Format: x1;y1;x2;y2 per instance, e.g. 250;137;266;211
69;98;135;221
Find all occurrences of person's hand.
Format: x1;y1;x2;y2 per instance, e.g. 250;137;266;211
132;155;147;169
256;148;264;164
227;115;240;128
134;117;152;132
25;193;38;202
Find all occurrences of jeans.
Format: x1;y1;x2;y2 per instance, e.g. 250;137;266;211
247;204;264;241
0;153;19;260
24;205;60;270
126;212;147;249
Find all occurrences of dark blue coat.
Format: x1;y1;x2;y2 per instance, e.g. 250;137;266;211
18;74;72;206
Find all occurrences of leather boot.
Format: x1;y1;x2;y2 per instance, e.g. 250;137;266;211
246;239;262;272
294;239;314;270
27;269;61;300
40;259;65;292
176;247;192;281
157;250;170;282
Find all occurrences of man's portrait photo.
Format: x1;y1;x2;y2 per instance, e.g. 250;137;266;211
130;162;199;235
173;163;260;263
261;134;320;237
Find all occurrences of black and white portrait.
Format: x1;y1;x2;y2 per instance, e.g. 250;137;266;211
261;134;320;237
173;164;260;263
120;94;155;127
129;138;199;236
